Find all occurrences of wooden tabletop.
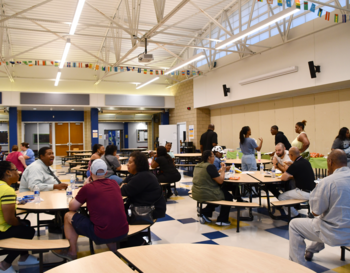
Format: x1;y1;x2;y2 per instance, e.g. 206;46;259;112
74;153;92;157
224;172;260;184
17;189;81;211
118;244;314;273
121;148;147;151
118;165;156;172
0;238;69;251
46;251;133;273
66;150;92;153
225;159;271;165
174;153;202;157
118;157;128;161
248;171;282;183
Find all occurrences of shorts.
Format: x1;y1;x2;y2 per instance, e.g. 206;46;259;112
72;213;127;245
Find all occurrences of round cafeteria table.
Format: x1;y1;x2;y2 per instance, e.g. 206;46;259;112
66;150;92;156
117;244;314;273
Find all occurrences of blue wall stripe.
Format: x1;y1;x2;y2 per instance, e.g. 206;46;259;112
90;108;99;148
161;112;169;125
9;107;17;148
124;122;129;148
22;111;84;122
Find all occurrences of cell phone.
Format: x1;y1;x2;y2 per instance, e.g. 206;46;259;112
17;199;29;205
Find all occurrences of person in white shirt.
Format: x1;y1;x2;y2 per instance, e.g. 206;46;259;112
19;147;68;192
273;143;292;173
289;149;350;265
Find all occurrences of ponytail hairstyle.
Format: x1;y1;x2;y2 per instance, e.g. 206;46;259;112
296;120;307;130
0;161;12;181
239;126;250;144
157;146;173;164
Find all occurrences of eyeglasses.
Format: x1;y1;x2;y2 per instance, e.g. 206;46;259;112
10;168;18;172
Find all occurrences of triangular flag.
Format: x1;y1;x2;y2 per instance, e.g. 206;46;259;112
325;11;330;21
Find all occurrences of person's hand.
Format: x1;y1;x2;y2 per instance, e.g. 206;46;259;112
220;162;226;168
149;151;155;158
284;161;293;166
259;138;263;142
116;154;120;159
54;183;68;190
83;177;92;186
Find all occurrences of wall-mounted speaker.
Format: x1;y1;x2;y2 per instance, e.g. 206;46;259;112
223;84;230;97
308;61;321;78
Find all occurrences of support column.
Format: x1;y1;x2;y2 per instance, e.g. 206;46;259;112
124;123;129;148
9;107;17;149
160;112;169;125
90;108;99;148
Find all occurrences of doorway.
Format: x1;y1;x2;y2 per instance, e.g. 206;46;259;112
177;122;186;153
104;130;124;151
55;122;84;156
23;123;52;157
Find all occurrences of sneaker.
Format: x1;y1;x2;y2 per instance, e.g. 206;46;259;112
304;251;313;261
201;214;212;223
216;221;231;226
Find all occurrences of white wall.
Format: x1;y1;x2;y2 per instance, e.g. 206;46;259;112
194;21;350;108
128;122;148;148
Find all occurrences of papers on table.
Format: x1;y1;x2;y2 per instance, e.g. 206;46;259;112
241;171;255;174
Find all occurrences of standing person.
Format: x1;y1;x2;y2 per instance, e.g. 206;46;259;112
291;120;310;160
200;124;218;153
0;161;39;273
239;126;263;171
87;144;105;177
6;145;27;173
331;127;350;167
271;125;291;150
289;150;350;265
192;150;233;226
20;142;35;166
52;159;129;260
19;147;68;192
151;146;181;198
101;144;122;185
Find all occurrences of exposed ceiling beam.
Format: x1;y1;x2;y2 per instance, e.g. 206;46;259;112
153;0;166;23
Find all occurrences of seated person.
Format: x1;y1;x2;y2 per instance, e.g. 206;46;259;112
165;141;175;160
192;150;233;226
87;144;105;177
212;146;245;202
265;143;294;199
53;159;129;260
121;152;166;246
6;145;26;173
0;162;39;273
101;144;122;185
289;150;350;265
279;147;316;217
151;146;181;198
20;142;35;166
19;147;68;192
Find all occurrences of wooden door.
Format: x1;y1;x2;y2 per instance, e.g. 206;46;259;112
70;123;84;151
55;123;69;156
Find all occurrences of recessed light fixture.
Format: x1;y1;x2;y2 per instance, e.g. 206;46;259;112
33;108;37;110
50;108;53;111
71;108;75;111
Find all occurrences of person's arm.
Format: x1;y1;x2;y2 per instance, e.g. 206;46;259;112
200;145;203;153
18;155;27;169
255;138;263;152
212;163;226;184
298;133;310;153
309;180;330;217
69;198;82;211
23;155;30;159
200;135;204;153
151;157;159;169
71;187;86;211
121;175;148;197
212;133;218;148
272;156;279;170
2;204;20;226
281;172;293;181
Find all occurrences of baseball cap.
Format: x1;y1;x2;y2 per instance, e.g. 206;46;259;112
212;146;224;154
90;159;107;176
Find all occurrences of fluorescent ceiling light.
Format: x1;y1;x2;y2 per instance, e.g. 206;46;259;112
216;7;299;49
54;70;62;86
59;39;71;69
164;52;205;75
69;0;85;35
239;66;298;85
136;77;160;89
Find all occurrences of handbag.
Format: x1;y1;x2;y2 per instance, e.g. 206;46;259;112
128;192;163;225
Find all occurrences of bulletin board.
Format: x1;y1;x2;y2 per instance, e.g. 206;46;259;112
137;129;148;143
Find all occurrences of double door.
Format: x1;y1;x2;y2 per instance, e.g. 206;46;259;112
55;123;84;156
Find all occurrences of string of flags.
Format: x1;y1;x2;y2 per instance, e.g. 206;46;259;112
0;61;203;76
261;0;349;23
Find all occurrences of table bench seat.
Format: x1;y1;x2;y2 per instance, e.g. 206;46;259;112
0;238;69;273
271;199;308;222
341;246;350;261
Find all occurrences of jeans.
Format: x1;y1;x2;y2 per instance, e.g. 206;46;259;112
278;188;310;217
241;154;257;171
201;189;233;222
289;218;325;265
108;175;123;185
0;220;35;264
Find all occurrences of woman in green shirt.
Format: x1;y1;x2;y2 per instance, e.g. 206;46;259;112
0;161;38;273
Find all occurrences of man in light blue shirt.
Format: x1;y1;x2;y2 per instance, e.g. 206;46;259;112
20;147;68;192
289;149;350;265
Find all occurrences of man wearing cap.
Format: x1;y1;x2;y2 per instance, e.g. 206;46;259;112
212;146;230;172
52;159;129;260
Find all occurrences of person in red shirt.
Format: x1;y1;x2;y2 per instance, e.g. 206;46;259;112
6;145;26;172
52;159;128;260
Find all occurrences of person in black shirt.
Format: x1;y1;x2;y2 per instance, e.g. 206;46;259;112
200;124;218;153
271;125;291;150
279;147;316;217
151;146;181;198
121;151;166;246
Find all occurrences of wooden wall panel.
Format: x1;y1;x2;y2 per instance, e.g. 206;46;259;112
219;107;233;148
231;105;245;150
315;91;340;155
210;109;222;145
274;98;295;149
244;103;260;143
339;89;350;128
259;101;276;153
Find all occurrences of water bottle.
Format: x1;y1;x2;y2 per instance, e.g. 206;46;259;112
272;166;276;178
230;164;235;178
260;162;264;174
70;175;75;190
236;152;239;160
33;185;40;204
66;185;73;204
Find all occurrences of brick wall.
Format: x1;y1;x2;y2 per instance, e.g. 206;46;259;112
169;79;210;150
84;110;91;150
